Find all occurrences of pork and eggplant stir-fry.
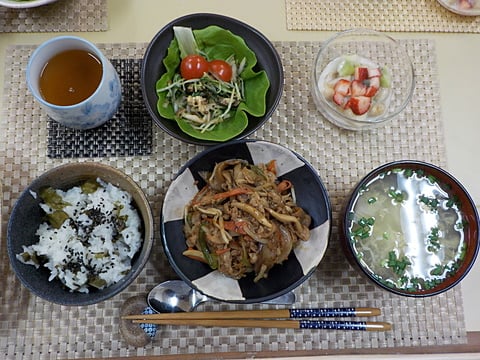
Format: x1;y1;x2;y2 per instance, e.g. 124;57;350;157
183;159;312;282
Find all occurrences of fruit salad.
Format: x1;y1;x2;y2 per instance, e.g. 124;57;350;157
447;0;478;10
318;55;392;120
438;0;480;14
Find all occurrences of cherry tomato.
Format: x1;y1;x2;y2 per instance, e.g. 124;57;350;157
208;59;233;82
180;55;209;80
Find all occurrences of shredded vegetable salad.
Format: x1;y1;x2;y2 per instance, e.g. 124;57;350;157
155;25;269;141
158;53;247;133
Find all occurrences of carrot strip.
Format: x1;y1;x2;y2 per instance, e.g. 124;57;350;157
215;248;230;255
266;160;277;174
223;220;248;234
277;179;292;193
213;187;251;201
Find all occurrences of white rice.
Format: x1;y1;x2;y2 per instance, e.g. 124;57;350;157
17;178;143;293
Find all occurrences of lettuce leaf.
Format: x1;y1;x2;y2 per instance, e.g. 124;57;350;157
155;25;270;142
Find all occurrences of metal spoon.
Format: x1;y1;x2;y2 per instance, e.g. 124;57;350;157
147;280;295;313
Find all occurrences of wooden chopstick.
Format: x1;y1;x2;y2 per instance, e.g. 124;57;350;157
129;318;391;331
123;308;390;331
122;307;381;321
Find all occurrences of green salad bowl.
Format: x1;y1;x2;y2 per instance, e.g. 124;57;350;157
141;13;284;145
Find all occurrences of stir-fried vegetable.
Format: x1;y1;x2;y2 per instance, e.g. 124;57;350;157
183;159;312;282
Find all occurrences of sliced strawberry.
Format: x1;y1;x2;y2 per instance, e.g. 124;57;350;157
333;92;346;107
351;80;367;96
333;79;351;96
354;67;369;82
365;77;380;97
348;96;371;115
458;0;474;9
369;76;380;88
368;68;381;78
365;86;378;97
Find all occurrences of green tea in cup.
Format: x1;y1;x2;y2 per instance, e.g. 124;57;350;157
39;49;103;106
27;36;121;130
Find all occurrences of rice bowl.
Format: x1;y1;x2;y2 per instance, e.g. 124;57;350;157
17;178;143;293
7;162;154;306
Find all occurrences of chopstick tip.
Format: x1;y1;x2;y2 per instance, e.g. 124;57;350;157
367;321;392;331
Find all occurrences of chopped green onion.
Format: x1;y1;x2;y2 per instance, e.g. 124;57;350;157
385;250;411;276
427;227;441;253
419;194;439;211
387;188;405;203
403;168;414;178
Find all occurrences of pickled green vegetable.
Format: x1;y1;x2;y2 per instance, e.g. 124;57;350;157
89;277;107;289
81;179;100;194
39;187;71;210
46;210;70;229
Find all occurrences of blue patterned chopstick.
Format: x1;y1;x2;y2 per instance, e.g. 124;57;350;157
298;320;390;331
127;307;390;331
289;307;380;318
131;318;392;331
125;307;381;320
124;307;382;321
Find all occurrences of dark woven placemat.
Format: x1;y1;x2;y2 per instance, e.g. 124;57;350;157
47;58;153;158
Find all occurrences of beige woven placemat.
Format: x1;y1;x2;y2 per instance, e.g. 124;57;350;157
286;0;480;32
0;0;107;33
0;40;467;359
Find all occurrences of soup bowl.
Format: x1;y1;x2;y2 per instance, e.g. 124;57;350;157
342;160;479;297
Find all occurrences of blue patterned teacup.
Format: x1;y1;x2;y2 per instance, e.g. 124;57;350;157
26;36;121;130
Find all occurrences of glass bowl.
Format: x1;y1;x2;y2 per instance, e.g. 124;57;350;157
437;0;480;16
311;29;415;131
0;0;57;8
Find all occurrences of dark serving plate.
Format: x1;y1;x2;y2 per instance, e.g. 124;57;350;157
141;13;284;146
161;139;332;303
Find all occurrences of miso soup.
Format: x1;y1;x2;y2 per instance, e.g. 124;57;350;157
347;168;467;292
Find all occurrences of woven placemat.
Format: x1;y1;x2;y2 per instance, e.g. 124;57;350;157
0;0;107;33
0;40;467;359
286;0;480;33
47;58;153;158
